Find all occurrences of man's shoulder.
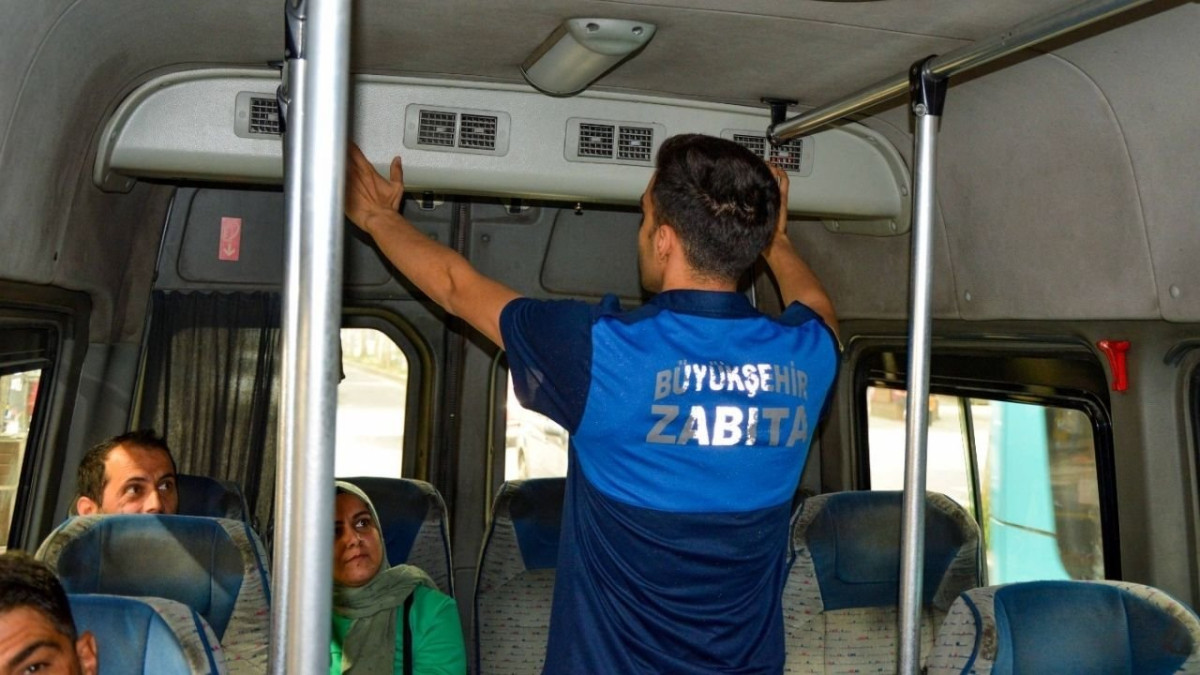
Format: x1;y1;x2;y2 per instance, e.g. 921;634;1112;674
777;302;841;350
502;294;624;326
776;301;825;326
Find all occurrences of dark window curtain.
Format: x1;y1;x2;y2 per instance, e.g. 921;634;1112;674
139;291;280;532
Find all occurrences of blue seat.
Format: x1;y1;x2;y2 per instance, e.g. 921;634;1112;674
928;580;1200;674
474;477;565;675
338;476;454;595
69;594;227;674
783;490;982;672
37;515;271;674
176;473;252;524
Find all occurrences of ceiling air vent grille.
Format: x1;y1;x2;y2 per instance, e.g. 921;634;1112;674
578;123;615;158
417;110;457;147
249;97;281;135
725;130;811;175
732;134;767;159
566;119;664;166
768;139;804;172
403;105;510;156
234;92;284;140
459;114;498;151
617;126;654;162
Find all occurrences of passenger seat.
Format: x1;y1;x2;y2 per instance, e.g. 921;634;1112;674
69;593;227;674
338;476;454;595
928;580;1200;674
783;491;981;672
176;473;253;524
474;478;565;675
37;514;271;674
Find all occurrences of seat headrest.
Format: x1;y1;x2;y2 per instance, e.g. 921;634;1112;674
799;491;978;611
46;515;245;639
340;476;438;564
496;478;565;571
176;474;250;522
988;581;1196;673
69;594;222;674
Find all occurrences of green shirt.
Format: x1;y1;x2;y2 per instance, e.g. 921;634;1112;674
330;585;466;674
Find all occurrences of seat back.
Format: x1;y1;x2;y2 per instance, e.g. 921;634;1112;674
176;474;252;524
69;594;227;674
474;477;566;675
783;490;981;673
928;581;1200;674
338;476;454;595
38;515;271;674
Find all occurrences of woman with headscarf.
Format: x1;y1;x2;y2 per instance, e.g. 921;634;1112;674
331;481;466;674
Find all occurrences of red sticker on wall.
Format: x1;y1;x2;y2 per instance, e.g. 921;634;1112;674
219;217;242;261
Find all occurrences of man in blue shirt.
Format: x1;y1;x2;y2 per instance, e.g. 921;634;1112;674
346;133;839;673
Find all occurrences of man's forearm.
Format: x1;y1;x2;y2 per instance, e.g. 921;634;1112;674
361;208;467;311
763;233;839;338
358;207;518;348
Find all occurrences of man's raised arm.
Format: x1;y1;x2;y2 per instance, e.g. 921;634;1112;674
345;142;519;349
762;166;840;339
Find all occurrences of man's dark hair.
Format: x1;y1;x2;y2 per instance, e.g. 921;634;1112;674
651;134;781;282
76;429;176;504
0;551;77;640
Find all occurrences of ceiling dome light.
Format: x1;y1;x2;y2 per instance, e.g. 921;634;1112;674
522;18;657;96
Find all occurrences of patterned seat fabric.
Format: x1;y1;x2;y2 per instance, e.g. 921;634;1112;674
38;515;271;674
338;476;454;595
176;474;253;525
474;478;565;675
69;594;228;674
783;491;981;673
928;580;1200;674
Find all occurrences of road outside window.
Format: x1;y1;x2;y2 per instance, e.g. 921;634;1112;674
867;389;977;515
335;329;407;478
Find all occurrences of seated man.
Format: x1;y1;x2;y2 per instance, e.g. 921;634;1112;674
0;551;98;675
74;430;178;515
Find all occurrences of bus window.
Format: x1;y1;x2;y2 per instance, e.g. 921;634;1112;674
867;388;974;516
1;368;41;552
867;389;1104;584
335;328;409;478
504;375;568;480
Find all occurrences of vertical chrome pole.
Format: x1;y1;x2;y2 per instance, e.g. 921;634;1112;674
897;56;946;675
272;0;350;673
269;3;303;670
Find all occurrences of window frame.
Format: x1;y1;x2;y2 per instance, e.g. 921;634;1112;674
0;281;90;551
850;335;1122;580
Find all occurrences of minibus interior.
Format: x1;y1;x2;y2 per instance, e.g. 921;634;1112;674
2;0;1199;672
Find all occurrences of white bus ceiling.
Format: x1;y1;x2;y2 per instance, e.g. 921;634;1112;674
1;1;1198;345
3;0;1200;658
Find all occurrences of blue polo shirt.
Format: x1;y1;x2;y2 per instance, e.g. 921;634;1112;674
501;290;838;674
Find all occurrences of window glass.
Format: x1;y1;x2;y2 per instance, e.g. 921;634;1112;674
335;328;408;478
504;375;568;480
1;368;41;552
867;388;974;516
866;387;1104;583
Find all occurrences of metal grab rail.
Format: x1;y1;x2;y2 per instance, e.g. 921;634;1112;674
768;0;1154;144
271;0;352;673
765;1;1158;671
895;59;945;675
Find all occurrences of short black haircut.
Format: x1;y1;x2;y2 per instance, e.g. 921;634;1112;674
0;551;77;641
651;134;781;282
76;429;176;505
